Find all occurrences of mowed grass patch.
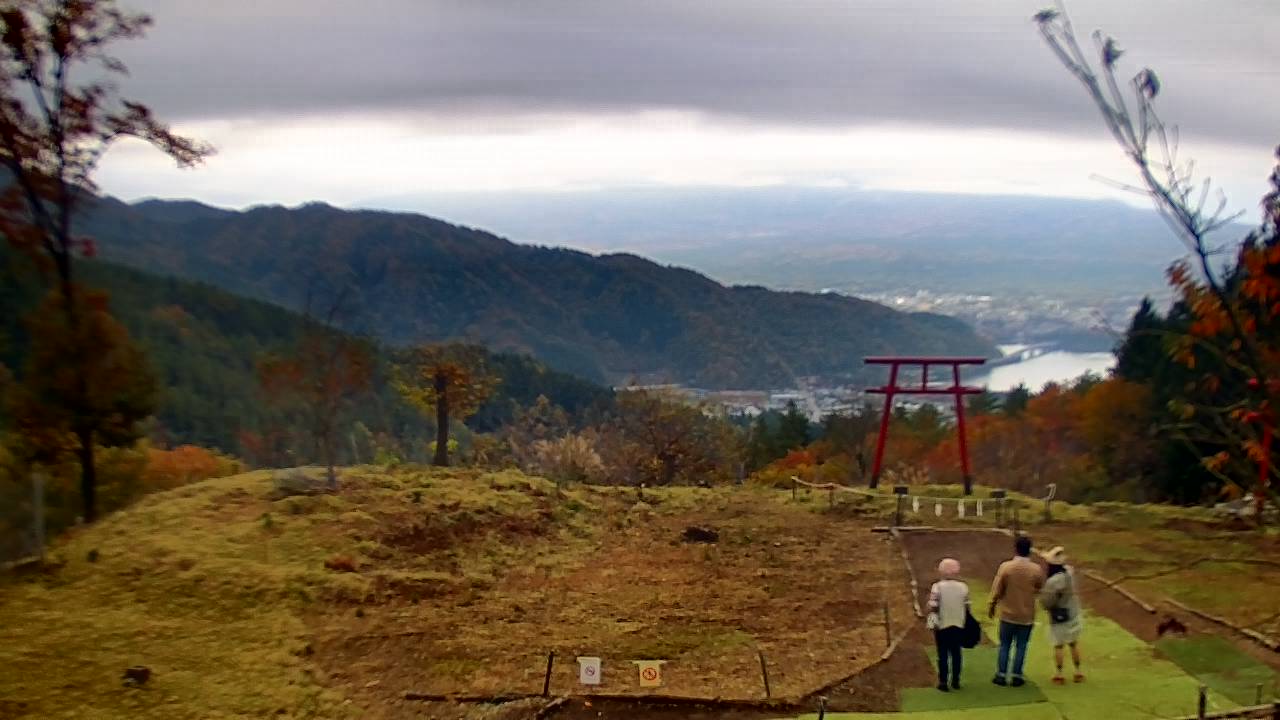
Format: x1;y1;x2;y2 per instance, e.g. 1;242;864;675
1043;523;1280;638
1157;636;1279;705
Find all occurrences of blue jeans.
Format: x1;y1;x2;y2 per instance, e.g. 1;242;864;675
996;620;1033;680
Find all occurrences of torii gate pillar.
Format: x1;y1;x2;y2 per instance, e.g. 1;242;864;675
865;356;987;495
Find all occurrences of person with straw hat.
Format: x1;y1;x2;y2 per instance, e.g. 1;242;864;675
1040;545;1084;684
927;557;970;692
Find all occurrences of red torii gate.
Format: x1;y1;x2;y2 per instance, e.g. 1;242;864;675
865;356;987;495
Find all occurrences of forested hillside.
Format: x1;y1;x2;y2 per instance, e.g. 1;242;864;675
75;196;997;388
0;248;612;458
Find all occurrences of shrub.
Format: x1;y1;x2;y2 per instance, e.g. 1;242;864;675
532;433;605;486
144;444;241;491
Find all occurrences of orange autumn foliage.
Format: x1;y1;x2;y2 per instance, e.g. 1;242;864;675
143;444;242;491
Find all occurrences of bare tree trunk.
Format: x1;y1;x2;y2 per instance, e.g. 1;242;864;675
323;434;337;489
660;454;675;485
76;427;97;524
433;373;450;467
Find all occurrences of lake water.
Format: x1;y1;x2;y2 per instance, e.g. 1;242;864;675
970;345;1116;392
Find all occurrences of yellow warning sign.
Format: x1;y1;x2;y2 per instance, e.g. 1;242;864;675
634;660;664;687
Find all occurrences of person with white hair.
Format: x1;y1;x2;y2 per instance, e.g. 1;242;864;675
1040;545;1084;684
927;557;970;691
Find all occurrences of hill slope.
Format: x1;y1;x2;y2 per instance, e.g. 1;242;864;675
0;468;903;719
78;196;997;388
0;250;612;455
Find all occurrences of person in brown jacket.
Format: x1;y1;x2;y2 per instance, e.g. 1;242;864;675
987;535;1046;686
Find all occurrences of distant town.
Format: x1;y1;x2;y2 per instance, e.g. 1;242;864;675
618;376;996;422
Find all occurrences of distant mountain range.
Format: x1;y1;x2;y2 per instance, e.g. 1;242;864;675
75;195;997;389
364;186;1220;299
355;186;1257;352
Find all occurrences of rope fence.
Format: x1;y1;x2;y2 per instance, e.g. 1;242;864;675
790;476;1056;529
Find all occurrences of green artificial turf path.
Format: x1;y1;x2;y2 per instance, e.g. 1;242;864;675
901;645;1047;711
789;585;1248;720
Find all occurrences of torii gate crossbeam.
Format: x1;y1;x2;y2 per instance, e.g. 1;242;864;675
864;356;987;495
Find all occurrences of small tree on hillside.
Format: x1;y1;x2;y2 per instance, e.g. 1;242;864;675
0;0;211;521
819;404;880;480
258;328;373;488
776;400;811;452
394;344;497;467
601;390;735;486
6;289;155;516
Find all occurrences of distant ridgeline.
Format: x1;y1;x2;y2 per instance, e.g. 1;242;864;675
0;246;612;458
72;195;997;388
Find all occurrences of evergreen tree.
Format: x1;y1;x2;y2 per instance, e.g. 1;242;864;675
776;401;811;452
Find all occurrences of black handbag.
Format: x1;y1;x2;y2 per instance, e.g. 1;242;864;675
961;610;981;648
1048;573;1074;623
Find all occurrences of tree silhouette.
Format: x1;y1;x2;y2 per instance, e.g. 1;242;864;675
0;0;211;521
1035;2;1280;511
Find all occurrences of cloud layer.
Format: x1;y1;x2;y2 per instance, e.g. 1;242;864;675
118;0;1277;144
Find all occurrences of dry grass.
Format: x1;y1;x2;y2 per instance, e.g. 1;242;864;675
0;467;906;719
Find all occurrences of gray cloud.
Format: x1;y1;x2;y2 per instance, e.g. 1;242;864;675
113;0;1278;147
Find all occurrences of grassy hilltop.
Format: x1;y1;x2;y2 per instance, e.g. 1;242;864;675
2;468;1278;720
0;468;907;719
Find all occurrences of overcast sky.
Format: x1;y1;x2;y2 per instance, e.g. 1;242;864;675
95;0;1278;218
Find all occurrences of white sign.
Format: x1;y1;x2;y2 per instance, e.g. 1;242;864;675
577;656;601;685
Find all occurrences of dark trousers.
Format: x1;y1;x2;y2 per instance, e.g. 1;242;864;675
934;626;963;685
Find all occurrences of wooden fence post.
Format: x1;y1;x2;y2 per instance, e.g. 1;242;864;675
32;471;45;562
992;490;1007;527
758;651;772;699
542;651;555;697
893;485;908;527
884;600;892;646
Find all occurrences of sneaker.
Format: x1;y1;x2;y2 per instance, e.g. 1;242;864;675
937;683;949;692
1052;676;1065;685
992;676;1008;686
951;679;962;690
1073;673;1085;683
1011;677;1026;687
